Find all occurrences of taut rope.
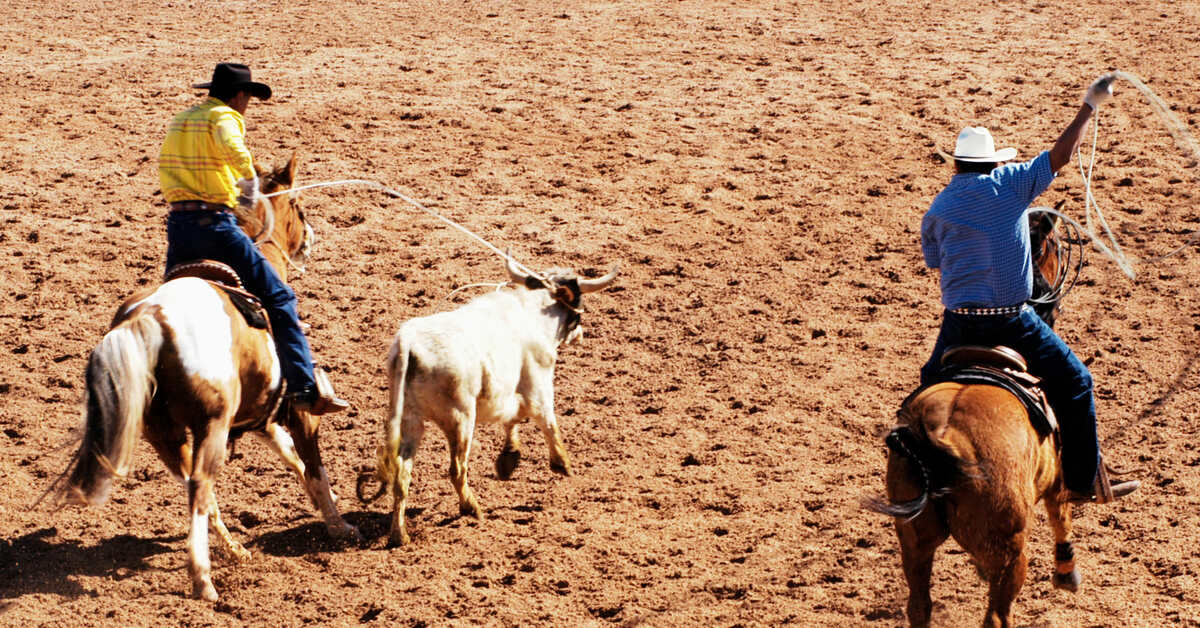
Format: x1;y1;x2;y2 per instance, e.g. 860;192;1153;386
259;179;553;287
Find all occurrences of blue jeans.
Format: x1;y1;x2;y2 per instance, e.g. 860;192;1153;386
165;210;316;393
920;306;1099;493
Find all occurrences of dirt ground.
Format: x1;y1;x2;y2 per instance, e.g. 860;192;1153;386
2;1;1200;626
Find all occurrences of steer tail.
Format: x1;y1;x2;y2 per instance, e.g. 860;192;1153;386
357;337;408;505
58;313;163;507
863;424;967;520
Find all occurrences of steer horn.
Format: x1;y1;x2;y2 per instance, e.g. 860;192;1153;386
505;248;531;283
578;265;620;293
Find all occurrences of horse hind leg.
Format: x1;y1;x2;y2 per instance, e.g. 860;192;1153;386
208;489;251;561
1046;496;1080;592
980;533;1028;628
258;423;359;541
894;509;948;628
148;421;249;561
885;453;948;627
186;421;232;602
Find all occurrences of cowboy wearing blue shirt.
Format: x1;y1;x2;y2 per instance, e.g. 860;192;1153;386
920;73;1138;505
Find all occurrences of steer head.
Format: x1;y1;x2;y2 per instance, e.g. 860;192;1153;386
505;253;620;344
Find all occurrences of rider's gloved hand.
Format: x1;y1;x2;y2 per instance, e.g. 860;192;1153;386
235;177;260;211
1084;73;1116;110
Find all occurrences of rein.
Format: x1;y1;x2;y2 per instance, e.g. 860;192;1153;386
249;177;307;277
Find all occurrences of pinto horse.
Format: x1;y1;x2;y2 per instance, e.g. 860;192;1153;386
867;210;1084;627
55;156;357;602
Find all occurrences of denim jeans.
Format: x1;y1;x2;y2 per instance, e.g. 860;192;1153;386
920;306;1099;493
165;210;316;393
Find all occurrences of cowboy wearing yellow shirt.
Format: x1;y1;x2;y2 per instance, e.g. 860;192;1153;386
159;63;348;415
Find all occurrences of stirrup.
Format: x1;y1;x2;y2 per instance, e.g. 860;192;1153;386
1068;462;1140;504
292;367;350;415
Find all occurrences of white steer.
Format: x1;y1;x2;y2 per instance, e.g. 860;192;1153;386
369;256;618;546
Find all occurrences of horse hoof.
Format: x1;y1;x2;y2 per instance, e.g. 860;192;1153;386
228;544;252;562
1052;569;1081;593
194;582;219;602
386;530;410;548
460;500;482;519
335;524;364;543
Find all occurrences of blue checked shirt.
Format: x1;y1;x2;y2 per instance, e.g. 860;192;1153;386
921;151;1056;310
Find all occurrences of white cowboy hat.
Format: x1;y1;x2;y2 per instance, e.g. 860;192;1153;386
951;126;1017;162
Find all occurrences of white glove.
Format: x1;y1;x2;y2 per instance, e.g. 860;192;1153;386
1084;73;1115;110
235;177;260;210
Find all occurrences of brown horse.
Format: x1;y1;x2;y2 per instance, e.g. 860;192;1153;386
54;156;358;602
867;211;1085;627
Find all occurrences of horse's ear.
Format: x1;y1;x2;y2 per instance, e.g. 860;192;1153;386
1029;210;1056;237
279;154;298;187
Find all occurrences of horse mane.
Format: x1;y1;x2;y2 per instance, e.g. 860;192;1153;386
231;156;299;244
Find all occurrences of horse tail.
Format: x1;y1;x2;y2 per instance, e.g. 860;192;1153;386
60;312;163;506
357;337;408;504
863;424;968;520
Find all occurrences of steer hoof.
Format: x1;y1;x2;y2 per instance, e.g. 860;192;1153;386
496;450;521;480
1052;569;1081;593
549;459;572;476
460;499;482;520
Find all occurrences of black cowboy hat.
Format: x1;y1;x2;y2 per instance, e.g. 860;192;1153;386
192;63;271;100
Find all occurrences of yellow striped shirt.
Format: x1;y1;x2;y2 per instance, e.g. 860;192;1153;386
158;97;255;207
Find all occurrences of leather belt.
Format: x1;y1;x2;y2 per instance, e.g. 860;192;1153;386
950;304;1025;316
170;201;232;213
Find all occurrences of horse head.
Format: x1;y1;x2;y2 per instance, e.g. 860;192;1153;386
240;155;314;282
1028;205;1064;327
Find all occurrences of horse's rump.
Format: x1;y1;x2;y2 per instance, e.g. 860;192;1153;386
122;279;281;425
864;384;974;519
869;382;1042;520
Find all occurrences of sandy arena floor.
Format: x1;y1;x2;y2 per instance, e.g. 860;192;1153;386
2;1;1199;625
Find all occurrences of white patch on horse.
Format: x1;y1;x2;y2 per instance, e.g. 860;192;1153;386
129;278;237;383
265;335;281;390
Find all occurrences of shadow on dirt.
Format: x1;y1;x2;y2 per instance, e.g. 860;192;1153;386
248;509;416;556
0;527;179;599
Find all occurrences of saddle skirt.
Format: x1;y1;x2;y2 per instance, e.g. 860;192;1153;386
909;344;1059;440
163;260;270;330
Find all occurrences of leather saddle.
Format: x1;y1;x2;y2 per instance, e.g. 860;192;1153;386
923;345;1059;440
163;260;270;330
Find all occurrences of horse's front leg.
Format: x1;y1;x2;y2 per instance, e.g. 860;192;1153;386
1046;495;1080;591
259;420;360;541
